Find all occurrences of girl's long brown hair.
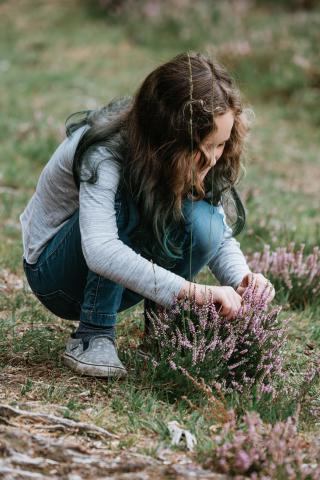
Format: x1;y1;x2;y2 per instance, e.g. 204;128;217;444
68;52;252;268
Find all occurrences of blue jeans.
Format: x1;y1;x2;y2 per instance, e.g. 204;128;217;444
23;188;225;327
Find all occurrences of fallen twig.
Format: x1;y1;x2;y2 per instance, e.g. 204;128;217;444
0;404;117;439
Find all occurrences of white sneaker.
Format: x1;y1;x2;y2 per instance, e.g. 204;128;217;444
62;335;127;378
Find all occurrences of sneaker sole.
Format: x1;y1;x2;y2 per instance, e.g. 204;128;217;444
62;354;127;378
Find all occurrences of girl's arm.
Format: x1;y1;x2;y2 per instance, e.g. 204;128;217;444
79;146;186;309
207;204;251;289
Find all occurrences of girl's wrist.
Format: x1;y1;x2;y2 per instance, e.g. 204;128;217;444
177;281;195;300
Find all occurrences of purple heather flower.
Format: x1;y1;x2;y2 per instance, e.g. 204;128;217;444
246;243;320;308
234;450;252;472
149;278;287;397
209;411;320;478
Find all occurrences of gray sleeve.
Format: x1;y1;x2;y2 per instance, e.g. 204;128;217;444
207;204;251;289
79;147;186;308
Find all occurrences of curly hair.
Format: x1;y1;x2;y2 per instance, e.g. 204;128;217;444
68;52;253;268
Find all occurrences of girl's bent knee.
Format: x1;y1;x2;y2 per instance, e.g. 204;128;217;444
183;200;225;259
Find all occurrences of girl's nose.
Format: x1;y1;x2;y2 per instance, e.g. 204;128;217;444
211;152;218;166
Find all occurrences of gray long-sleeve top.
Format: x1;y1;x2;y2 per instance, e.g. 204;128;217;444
20;125;251;308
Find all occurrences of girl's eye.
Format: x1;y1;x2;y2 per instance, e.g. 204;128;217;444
202;142;225;152
207;143;225;149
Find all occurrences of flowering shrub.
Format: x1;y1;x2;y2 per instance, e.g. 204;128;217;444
147;279;287;398
207;410;320;479
246;243;320;308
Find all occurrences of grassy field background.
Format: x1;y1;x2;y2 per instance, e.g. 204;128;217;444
0;0;319;477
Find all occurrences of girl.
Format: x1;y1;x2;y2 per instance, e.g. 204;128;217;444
20;52;275;378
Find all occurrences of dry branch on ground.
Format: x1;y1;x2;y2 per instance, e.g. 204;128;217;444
0;403;226;479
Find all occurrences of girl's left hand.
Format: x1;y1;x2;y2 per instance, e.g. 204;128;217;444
236;272;275;305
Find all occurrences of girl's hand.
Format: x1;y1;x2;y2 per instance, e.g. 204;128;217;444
236;272;275;305
178;282;243;321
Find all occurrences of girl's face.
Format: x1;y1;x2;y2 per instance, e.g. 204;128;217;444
195;109;235;180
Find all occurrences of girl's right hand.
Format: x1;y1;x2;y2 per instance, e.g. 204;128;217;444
178;282;243;321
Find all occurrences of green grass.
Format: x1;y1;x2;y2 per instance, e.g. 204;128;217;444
0;0;319;474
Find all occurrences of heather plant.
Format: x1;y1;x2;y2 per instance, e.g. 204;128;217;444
147;280;287;399
246;243;320;309
206;410;320;479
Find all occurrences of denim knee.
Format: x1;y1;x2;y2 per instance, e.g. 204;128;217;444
182;198;225;262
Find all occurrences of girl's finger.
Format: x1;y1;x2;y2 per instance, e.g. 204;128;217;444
268;288;276;303
236;286;246;296
264;285;275;303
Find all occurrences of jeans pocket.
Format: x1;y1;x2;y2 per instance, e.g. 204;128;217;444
33;289;81;320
